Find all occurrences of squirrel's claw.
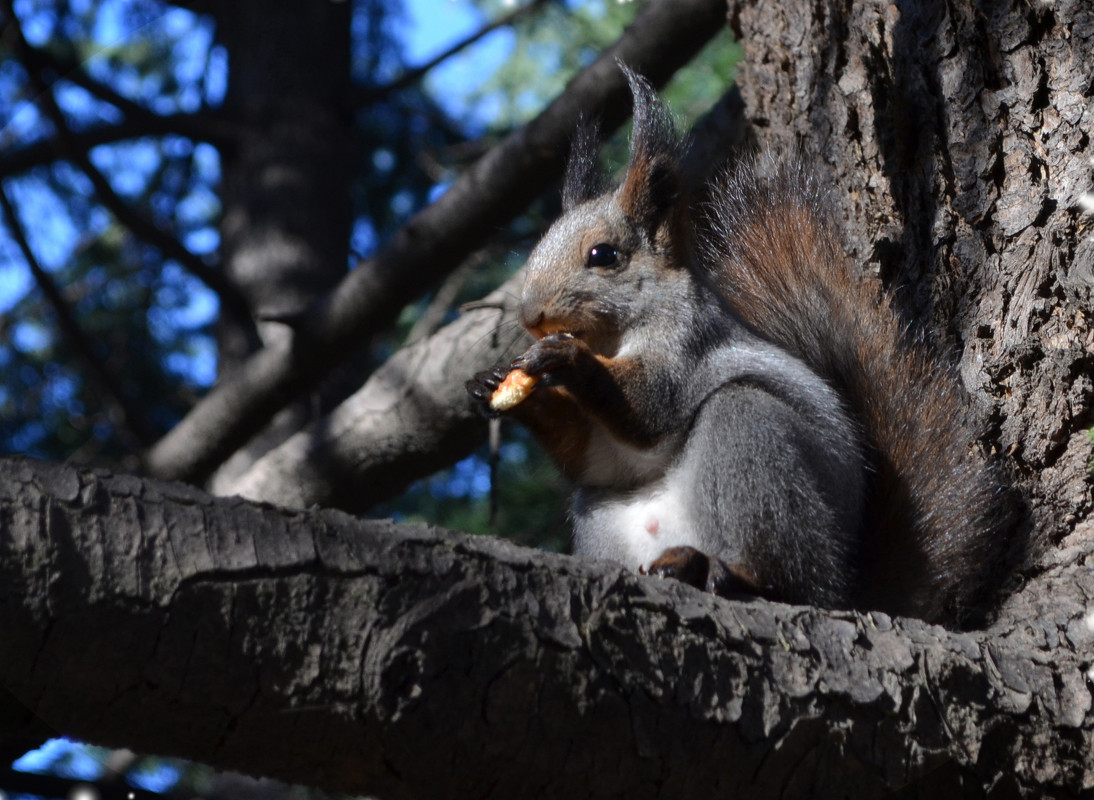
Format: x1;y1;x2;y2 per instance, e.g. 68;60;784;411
647;546;712;589
466;366;510;418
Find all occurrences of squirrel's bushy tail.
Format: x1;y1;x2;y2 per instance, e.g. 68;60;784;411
699;159;1013;624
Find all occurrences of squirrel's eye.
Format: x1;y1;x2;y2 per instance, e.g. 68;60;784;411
586;243;619;269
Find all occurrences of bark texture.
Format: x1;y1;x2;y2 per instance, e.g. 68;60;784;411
1;457;1092;799
731;0;1094;550
225;272;527;511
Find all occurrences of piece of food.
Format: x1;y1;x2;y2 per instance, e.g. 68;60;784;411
490;368;539;411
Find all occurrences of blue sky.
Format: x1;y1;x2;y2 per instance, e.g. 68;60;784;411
404;0;508;68
402;0;522;125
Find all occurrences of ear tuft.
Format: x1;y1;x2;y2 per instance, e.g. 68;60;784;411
618;63;680;170
562;117;606;211
616;63;685;244
618;153;681;242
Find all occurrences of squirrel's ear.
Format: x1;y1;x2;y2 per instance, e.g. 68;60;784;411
616;64;685;248
562;118;606;212
618;151;683;246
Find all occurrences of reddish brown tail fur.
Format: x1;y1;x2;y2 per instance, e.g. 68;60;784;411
700;159;1014;624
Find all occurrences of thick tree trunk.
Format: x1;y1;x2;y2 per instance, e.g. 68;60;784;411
197;2;359;490
731;0;1093;551
0;457;1092;799
215;0;353;361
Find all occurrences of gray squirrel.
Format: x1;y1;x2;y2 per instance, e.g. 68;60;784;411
467;66;1014;626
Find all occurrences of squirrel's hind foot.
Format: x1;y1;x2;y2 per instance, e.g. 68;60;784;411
647;546;772;600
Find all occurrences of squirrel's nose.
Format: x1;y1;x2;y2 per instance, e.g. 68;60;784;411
519;306;545;336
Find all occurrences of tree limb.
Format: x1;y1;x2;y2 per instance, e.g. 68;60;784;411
143;0;733;485
220;270;527;508
1;456;1091;799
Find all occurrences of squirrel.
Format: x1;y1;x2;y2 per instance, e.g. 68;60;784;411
467;65;1015;627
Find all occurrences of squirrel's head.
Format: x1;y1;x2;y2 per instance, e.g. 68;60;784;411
520;64;692;355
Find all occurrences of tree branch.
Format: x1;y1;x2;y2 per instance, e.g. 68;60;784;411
144;0;733;484
220;269;527;508
0;182;159;448
1;456;1091;799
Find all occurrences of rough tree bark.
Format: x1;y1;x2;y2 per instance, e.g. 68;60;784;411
1;456;1092;799
2;0;1094;798
728;0;1093;554
225;271;523;512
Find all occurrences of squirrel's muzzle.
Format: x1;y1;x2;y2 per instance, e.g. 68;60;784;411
519;307;572;340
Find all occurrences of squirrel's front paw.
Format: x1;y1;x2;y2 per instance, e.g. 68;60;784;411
466;367;510;418
512;332;585;380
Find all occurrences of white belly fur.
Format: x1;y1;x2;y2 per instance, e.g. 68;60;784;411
572;468;701;571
